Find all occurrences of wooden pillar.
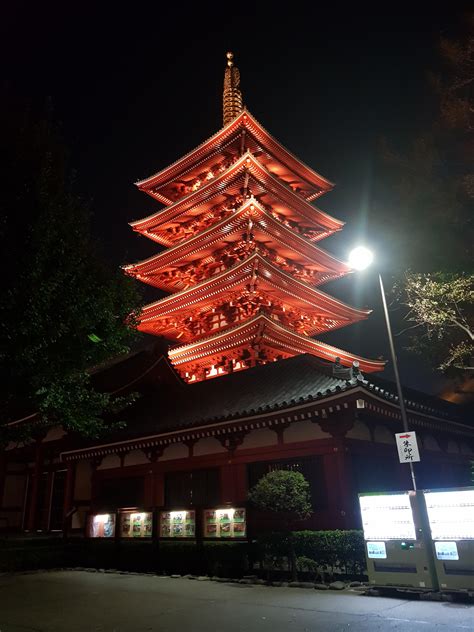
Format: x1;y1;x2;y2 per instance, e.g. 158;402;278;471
0;451;7;508
26;439;43;531
144;448;164;507
43;470;55;531
219;463;247;504
320;411;356;529
153;472;165;506
62;462;76;526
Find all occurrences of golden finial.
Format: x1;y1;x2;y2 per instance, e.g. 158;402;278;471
223;51;243;126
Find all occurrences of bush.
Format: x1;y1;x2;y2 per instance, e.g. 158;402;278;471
256;530;366;580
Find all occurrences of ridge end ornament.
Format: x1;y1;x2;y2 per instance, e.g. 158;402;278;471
223;51;243;126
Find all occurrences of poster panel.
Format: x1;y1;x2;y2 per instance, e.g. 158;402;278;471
203;508;246;538
160;510;196;538
88;513;116;538
120;511;153;538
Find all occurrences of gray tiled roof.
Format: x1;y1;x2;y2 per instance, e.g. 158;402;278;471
118;353;465;440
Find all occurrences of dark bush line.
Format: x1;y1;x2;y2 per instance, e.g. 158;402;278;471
0;531;366;579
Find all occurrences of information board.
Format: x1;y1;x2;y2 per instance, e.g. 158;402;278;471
204;508;246;538
120;511;153;538
424;489;474;541
160;510;196;538
88;513;116;538
359;493;417;541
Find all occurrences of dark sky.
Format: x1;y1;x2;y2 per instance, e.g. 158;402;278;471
3;4;467;395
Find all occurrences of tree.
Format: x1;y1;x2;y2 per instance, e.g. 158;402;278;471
398;272;473;374
0;95;141;444
374;13;473;384
248;470;312;580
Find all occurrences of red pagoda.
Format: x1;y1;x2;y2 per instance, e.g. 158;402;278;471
124;53;385;383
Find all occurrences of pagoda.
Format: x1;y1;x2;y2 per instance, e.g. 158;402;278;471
124;53;385;383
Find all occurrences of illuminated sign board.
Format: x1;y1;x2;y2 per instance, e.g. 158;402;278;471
120;511;153;538
88;513;116;538
204;508;246;538
359;493;417;541
160;510;196;538
424;489;474;541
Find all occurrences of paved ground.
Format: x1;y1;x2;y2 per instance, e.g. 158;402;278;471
0;571;472;631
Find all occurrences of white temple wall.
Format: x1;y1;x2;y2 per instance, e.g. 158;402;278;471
283;420;330;443
193;437;226;456
346;420;371;441
239;428;277;449
123;450;149;466
160;443;188;461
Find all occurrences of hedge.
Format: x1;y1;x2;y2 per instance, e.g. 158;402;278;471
256;530;366;578
0;531;366;579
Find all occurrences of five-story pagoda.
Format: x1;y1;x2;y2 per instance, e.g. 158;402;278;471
124;53;385;383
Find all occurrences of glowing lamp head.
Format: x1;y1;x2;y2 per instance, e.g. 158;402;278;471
348;246;374;271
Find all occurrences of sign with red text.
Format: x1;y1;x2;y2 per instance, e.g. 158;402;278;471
395;431;420;463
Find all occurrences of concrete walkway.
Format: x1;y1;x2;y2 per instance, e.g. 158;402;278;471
0;571;472;631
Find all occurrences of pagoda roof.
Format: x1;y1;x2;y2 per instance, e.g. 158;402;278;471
130;152;343;240
167;312;385;374
138;251;369;329
135;109;334;204
124;198;350;289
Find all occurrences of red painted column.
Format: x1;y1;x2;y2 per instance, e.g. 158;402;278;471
43;470;55;531
0;451;7;508
62;462;76;526
26;439;43;531
220;463;247;504
153;472;165;506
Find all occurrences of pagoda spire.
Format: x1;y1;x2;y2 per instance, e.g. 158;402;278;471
223;52;243;126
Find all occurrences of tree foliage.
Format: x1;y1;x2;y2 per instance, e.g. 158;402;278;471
398;272;473;373
375;13;473;379
248;470;312;520
0;95;141;443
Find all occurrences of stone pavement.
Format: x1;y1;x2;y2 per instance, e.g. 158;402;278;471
0;571;472;631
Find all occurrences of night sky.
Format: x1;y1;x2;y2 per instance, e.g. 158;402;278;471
3;4;467;395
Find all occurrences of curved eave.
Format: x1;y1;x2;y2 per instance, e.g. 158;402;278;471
130;151;343;234
124;198;350;279
139;252;370;323
168;313;385;374
135;109;333;201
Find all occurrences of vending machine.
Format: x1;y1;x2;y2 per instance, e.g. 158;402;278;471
424;487;474;593
359;491;438;590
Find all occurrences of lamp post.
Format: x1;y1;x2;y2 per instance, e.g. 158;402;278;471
348;247;417;491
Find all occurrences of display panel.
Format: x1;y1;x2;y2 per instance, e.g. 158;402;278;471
435;541;459;561
160;510;196;538
120;511;153;538
359;493;416;541
204;508;246;538
424;489;474;541
367;541;387;559
88;513;116;538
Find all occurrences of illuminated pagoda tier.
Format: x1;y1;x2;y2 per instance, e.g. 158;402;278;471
125;52;385;383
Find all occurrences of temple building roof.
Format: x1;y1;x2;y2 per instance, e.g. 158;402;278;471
131;152;343;242
59;348;473;461
124;197;349;291
135;110;334;205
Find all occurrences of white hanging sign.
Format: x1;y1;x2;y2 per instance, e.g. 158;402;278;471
395;431;420;463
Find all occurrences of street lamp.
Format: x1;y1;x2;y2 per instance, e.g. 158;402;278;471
348;247;417;490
